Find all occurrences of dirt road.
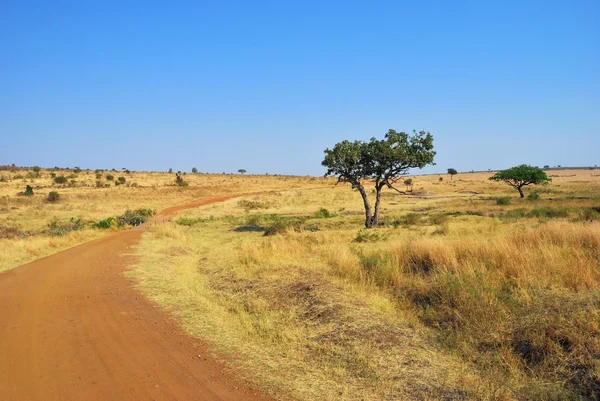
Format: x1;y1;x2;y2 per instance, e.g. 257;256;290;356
0;195;272;401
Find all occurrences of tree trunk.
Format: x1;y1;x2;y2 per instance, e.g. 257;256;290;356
518;187;525;198
357;186;374;228
371;186;383;227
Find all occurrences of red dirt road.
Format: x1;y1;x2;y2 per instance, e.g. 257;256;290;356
0;195;272;401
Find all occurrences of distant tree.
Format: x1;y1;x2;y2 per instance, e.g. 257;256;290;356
32;166;41;173
543;165;550;169
192;167;198;174
238;169;247;174
489;164;550;198
73;167;81;173
322;129;435;228
447;168;458;180
168;168;173;173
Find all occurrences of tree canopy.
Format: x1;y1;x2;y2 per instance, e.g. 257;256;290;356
489;164;550;198
447;168;457;179
238;169;247;174
323;129;435;227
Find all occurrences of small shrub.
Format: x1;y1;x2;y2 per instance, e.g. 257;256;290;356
14;174;23;179
117;176;126;184
32;166;41;173
106;174;114;181
95;173;102;179
25;171;40;179
54;175;67;184
47;191;60;202
496;197;511;205
48;218;85;236
95;217;115;229
354;228;389;242
175;173;188;186
50;172;56;178
527;192;541;201
116;208;155;227
314;208;333;218
393;212;421;227
24;185;34;196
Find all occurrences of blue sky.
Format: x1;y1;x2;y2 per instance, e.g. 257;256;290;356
1;1;598;175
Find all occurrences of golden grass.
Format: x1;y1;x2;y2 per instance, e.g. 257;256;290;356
0;168;332;271
129;169;600;400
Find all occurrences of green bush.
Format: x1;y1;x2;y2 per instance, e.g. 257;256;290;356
47;191;60;202
95;217;115;229
314;208;333;218
48;218;84;236
106;174;114;181
527;192;541;201
24;185;34;196
96;173;102;179
263;216;303;236
496;197;511;205
354;228;389;242
54;175;67;184
117;176;126;184
116;208;155;227
175;173;188;186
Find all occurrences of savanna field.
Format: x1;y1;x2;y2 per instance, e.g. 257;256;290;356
2;166;600;400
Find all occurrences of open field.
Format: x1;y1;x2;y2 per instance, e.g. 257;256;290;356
130;169;600;400
0;167;330;272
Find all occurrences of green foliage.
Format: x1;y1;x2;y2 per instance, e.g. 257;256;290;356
168;168;173;173
106;174;114;181
314;208;333;218
354;228;389;243
117;176;126;184
73;167;81;173
447;168;457;178
48;218;84;236
322;129;435;227
24;185;34;196
238;169;247;174
50;172;56;178
96;173;102;179
95;217;115;229
54;175;67;184
489;165;551;198
47;191;60;202
32;166;41;173
392;212;421;227
192;167;198;174
577;207;600;222
116;208;155;227
496;197;512;205
527;191;541;201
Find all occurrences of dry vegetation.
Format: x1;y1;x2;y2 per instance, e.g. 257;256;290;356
0;166;327;271
129;169;600;400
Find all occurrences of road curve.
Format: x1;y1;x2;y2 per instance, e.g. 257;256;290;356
0;194;272;401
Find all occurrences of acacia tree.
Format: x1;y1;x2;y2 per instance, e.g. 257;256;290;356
238;169;247;174
489;164;550;198
192;167;198;174
322;129;435;228
447;168;457;180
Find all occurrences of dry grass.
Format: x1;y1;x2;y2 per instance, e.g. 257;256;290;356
129;169;600;400
0;167;331;271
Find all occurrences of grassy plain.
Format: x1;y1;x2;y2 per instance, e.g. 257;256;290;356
0;167;326;271
130;169;600;400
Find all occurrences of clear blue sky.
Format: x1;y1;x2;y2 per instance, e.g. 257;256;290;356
1;1;598;175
